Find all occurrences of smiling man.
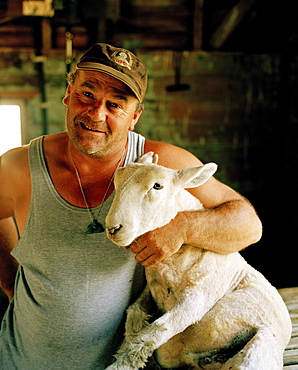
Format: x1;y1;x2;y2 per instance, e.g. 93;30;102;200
65;72;142;158
0;43;262;369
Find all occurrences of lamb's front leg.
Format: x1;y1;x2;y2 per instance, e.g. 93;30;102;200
105;285;154;370
107;252;246;369
124;285;153;338
107;286;223;369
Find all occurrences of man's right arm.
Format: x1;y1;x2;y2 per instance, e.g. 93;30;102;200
0;217;19;301
0;150;26;301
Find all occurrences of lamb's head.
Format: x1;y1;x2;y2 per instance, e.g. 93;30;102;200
105;152;217;246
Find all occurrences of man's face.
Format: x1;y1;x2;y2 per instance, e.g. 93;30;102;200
64;70;142;158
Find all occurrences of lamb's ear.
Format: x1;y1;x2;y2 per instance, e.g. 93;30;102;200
138;152;159;164
176;163;218;188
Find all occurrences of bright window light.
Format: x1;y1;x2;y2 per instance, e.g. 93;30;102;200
0;105;22;156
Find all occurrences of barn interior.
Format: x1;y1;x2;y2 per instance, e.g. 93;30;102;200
0;0;297;289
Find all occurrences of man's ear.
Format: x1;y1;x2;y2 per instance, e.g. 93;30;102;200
129;108;143;130
62;85;71;106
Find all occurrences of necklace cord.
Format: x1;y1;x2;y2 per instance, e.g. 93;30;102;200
68;142;126;224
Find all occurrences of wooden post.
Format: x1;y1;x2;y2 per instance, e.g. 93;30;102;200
193;0;204;50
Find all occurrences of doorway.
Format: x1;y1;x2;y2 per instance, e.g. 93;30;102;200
0;104;23;156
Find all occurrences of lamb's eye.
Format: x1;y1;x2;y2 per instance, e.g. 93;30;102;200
153;183;164;190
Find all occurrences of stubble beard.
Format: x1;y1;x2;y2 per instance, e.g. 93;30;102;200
66;113;127;159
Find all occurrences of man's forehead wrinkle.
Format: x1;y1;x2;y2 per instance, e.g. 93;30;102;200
79;78;102;90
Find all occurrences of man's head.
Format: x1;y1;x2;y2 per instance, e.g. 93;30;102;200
63;43;147;158
70;43;147;104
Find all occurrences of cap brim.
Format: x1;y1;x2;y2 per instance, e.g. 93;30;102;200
76;62;142;102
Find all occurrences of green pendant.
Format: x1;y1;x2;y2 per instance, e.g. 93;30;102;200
85;220;105;234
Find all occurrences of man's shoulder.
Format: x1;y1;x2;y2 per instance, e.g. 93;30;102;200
0;145;29;169
0;132;63;181
144;139;203;169
43;132;67;147
0;145;31;208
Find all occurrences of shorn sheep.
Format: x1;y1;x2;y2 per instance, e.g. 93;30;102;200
105;152;292;370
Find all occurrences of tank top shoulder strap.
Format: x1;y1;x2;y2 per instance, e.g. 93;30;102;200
28;135;49;188
124;131;145;166
28;135;44;162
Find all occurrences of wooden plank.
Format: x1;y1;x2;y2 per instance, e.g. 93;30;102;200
41;18;52;55
279;287;298;301
287;337;298;349
209;0;257;49
193;0;204;50
6;0;22;17
280;288;298;368
284;351;298;367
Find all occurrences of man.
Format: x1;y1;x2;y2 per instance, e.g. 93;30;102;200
0;43;262;369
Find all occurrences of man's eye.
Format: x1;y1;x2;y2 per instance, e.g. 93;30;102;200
83;91;94;99
108;102;120;109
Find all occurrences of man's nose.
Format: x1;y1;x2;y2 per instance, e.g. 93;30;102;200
87;103;106;122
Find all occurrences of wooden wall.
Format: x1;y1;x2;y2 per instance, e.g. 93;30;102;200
137;50;279;193
0;48;281;193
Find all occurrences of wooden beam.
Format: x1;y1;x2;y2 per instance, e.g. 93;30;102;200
6;0;22;17
209;0;257;49
279;287;298;368
41;18;52;56
193;0;204;50
0;91;39;99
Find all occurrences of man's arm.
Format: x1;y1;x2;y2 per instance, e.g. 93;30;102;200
0;217;19;300
129;141;262;266
0;150;26;300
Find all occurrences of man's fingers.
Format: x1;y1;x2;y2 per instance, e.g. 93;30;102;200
129;238;144;254
140;254;158;267
135;247;153;263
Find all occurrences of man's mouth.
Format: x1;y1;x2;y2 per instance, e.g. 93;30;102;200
81;122;104;133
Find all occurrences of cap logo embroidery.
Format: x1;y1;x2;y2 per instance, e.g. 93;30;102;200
110;50;132;70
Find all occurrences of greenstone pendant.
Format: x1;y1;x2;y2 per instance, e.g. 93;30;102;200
85;219;105;234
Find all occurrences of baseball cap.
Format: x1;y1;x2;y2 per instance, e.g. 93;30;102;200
76;43;147;102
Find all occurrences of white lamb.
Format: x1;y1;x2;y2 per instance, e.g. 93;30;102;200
105;152;291;370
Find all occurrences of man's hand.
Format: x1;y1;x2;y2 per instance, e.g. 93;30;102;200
129;213;187;267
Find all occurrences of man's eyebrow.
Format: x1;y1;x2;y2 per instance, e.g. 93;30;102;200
79;80;130;101
112;85;132;99
112;92;128;101
79;81;97;90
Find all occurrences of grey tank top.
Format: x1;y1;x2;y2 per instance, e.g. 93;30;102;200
0;131;145;370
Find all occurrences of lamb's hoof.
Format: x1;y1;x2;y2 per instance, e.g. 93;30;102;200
143;356;162;370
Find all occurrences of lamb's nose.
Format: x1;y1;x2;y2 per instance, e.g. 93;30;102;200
108;225;123;235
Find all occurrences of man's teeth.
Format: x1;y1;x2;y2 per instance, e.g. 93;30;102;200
82;123;100;132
